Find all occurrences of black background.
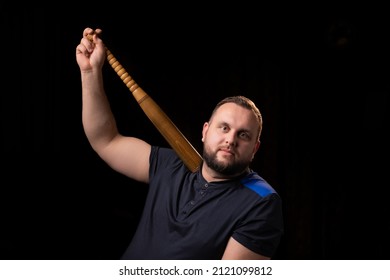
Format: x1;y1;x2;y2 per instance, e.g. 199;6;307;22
1;5;389;259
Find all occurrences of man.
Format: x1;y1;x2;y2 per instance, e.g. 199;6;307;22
76;27;283;259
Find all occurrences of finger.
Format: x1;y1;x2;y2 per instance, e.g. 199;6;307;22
76;44;88;56
83;27;94;37
95;28;102;36
80;37;94;52
83;28;102;41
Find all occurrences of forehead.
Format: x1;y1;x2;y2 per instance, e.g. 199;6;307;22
212;102;258;127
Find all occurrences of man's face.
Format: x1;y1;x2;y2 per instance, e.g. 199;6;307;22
201;102;260;176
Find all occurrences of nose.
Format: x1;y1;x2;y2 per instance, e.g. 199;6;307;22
225;132;236;147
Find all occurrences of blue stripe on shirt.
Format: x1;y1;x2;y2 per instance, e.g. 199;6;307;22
241;173;276;197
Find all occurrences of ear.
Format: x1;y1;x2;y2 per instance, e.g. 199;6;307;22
201;122;209;142
255;140;261;152
252;140;260;159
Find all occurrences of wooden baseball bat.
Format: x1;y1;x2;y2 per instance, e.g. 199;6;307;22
87;34;202;172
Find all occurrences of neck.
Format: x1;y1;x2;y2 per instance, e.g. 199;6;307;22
201;163;249;183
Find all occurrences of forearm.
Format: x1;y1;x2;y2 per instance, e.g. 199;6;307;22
81;69;118;152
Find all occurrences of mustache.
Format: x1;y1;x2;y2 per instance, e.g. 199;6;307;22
218;145;235;154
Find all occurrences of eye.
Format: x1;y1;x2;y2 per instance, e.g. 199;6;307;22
239;131;250;140
221;125;229;132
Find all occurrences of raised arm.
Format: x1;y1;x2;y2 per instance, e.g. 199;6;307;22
75;27;151;183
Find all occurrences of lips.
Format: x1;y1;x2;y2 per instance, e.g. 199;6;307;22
219;148;234;156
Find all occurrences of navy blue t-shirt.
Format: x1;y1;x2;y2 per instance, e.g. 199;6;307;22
121;146;283;259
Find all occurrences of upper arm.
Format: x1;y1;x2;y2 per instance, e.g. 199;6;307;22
221;237;270;260
97;135;151;183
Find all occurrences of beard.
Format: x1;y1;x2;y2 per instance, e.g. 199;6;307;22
202;145;250;176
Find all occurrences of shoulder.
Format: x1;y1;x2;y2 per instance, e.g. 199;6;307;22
149;146;190;175
240;172;279;199
150;146;179;161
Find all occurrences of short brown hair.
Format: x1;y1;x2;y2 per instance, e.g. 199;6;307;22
210;96;263;140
